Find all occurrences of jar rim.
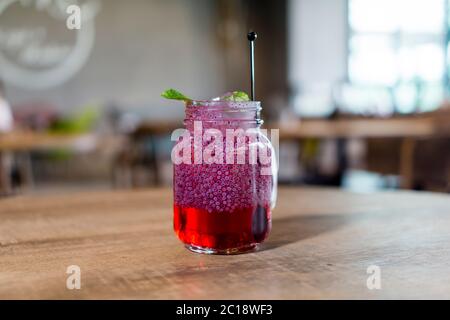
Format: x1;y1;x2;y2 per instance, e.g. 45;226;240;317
184;100;263;125
187;100;261;110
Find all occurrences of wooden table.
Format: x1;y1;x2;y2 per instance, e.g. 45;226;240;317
1;187;449;299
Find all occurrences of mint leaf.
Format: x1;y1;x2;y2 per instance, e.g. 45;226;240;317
223;91;250;102
161;89;191;101
162;89;250;102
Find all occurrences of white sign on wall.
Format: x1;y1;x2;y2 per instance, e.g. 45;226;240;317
0;0;100;90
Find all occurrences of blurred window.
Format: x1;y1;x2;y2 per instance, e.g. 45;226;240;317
348;0;447;113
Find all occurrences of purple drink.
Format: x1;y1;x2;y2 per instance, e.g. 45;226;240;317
173;99;277;254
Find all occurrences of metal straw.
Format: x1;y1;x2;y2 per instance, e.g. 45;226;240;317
247;31;257;101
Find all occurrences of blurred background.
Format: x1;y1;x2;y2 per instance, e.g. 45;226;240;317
0;0;449;196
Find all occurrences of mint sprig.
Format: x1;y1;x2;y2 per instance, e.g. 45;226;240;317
223;91;250;102
161;89;250;102
161;89;191;101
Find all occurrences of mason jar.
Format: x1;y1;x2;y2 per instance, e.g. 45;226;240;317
172;99;277;254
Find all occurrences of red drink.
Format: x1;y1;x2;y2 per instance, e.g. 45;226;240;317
174;204;271;252
173;100;277;254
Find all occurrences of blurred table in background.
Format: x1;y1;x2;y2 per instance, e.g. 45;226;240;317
271;111;450;139
1;187;449;299
0;131;95;152
270;110;450;190
0;131;104;195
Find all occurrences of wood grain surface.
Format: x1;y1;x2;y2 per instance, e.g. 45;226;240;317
0;187;449;299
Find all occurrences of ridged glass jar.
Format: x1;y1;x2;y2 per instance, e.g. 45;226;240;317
173;100;277;254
